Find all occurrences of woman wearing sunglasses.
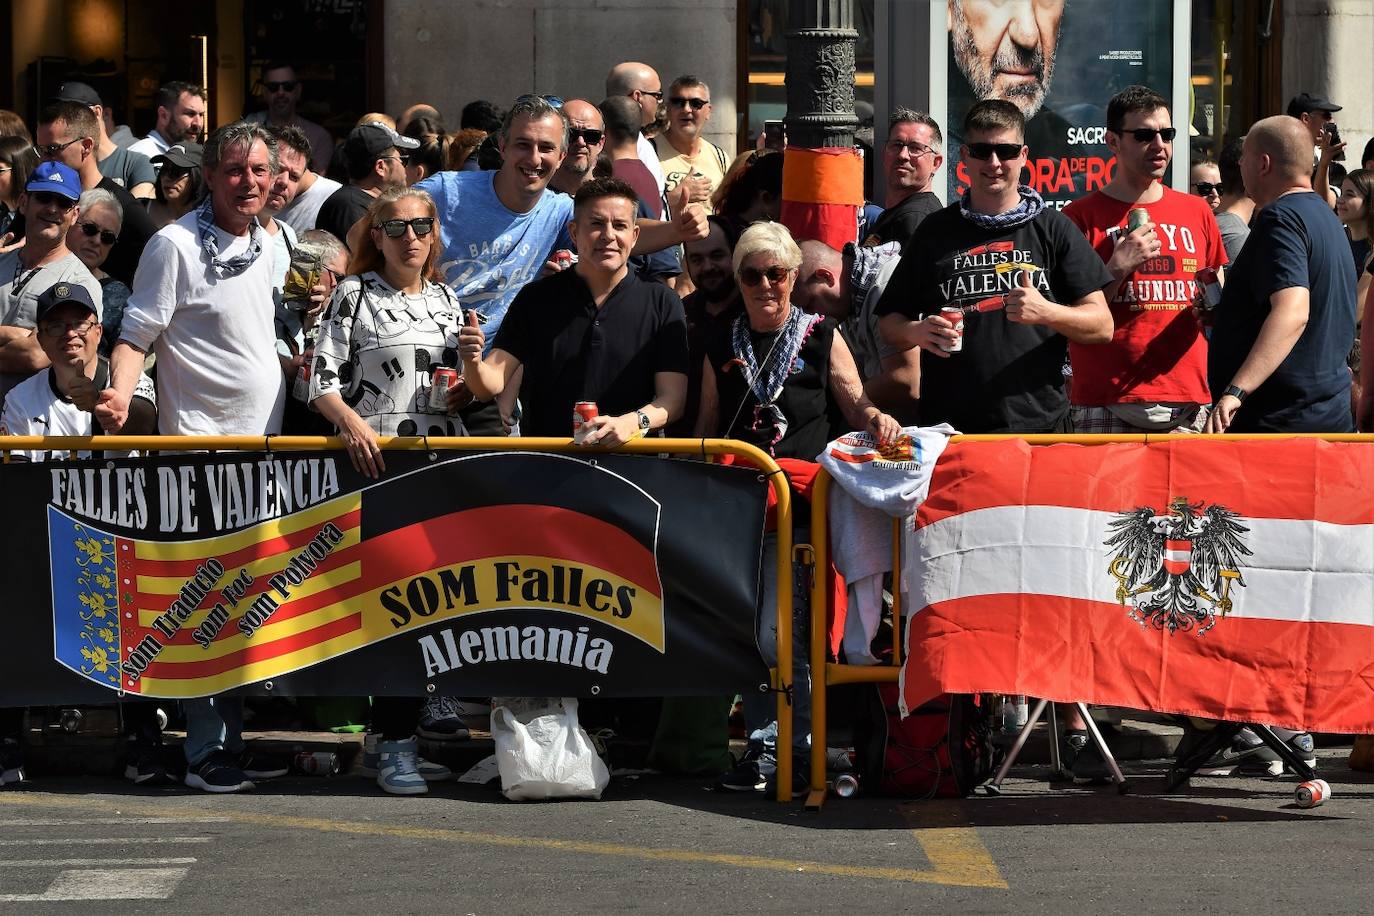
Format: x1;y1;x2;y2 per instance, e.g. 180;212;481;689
65;188;127;356
146;143;205;230
309;187;468;795
0;135;38;244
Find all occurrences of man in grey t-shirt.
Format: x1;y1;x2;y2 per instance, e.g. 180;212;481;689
1213;137;1252;263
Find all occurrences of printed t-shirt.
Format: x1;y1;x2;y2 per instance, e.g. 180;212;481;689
875;203;1112;433
0;358;155;460
1063;187;1226;406
659;138;728;213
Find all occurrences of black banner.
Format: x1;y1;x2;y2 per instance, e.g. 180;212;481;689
2;450;770;703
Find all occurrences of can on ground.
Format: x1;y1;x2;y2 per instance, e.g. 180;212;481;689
1294;778;1330;808
573;401;598;443
430;367;459;414
833;773;860;798
938;306;965;353
1128;208;1151;233
295;751;340;777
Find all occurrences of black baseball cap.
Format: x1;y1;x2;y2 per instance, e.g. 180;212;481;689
35;283;98;324
343;122;420;174
151;142;204;169
54;81;102;107
1286;93;1341;118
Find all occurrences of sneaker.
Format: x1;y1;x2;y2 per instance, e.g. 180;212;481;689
717;740;770;792
0;739;24;787
376;739;428;795
355;733;452;781
1229;729;1314;777
417;696;471;742
123;736;172;785
237;750;288;780
185;751;253;793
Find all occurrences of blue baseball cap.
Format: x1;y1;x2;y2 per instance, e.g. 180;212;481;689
35;282;98;324
26;161;81;201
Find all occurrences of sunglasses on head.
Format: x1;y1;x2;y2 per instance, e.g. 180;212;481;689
569;127;604;146
669;97;709;110
738;265;791;287
264;80;299;93
516;94;563;109
1115;126;1178;143
376;216;435;238
965;142;1024;161
1194;181;1221;196
78;221;118;245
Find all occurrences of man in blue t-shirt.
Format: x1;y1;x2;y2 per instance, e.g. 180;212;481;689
416;96;706;434
1207;116;1358;433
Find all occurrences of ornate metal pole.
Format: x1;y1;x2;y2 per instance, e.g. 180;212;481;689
784;0;858;149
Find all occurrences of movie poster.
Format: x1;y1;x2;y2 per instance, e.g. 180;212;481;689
945;0;1175;209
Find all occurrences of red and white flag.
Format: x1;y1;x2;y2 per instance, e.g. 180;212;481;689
899;438;1374;734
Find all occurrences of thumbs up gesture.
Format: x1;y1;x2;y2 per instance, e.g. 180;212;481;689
457;309;485;363
1004;268;1055;326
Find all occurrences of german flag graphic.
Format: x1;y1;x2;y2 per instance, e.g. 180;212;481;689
50;453;665;698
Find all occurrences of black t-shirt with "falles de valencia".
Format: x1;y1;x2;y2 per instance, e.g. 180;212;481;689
875;203;1112;433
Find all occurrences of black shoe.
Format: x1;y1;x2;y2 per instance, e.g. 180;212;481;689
717;741;770;792
237;750;288;780
1065;730;1112;784
0;738;25;787
123;736;172;785
185;751;253;793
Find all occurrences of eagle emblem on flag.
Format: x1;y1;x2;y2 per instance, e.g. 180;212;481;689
1104;497;1251;636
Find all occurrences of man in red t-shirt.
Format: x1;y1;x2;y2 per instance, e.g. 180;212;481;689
1063;85;1227;434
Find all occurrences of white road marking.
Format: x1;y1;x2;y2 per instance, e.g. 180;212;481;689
0;858;198;868
3;817;228;827
0;867;189;901
0;837;212;846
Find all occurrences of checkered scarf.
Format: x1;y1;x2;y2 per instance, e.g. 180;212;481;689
958;184;1045;230
196;198;263;279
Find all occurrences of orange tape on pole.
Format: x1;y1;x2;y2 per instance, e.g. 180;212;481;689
780;146;865;251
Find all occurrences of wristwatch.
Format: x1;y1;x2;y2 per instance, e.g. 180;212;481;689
1222;384;1248;403
636;409;652;432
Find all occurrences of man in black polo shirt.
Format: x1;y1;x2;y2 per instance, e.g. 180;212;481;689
459;177;688;442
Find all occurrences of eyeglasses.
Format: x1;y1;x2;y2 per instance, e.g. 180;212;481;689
1194;181;1221;196
569;127;604;146
376;217;436;238
669;97;709;110
324;267;345;283
30;191;76;210
635;89;664;101
965;142;1025;161
264;80;299;93
1113;127;1178;143
39;318;96;337
33;138;82;158
380;154;410;165
887;140;935;158
516;94;563;109
738;265;791;287
78;222;118;245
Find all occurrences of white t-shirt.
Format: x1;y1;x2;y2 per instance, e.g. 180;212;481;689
0;359;156;461
277;175;344;235
309;271;466;437
128;130;171;166
120;211;285;435
637;134;666;198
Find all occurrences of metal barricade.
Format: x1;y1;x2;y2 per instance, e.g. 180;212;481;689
1;434;801;804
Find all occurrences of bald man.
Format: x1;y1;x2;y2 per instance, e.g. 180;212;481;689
1207;116;1358;433
606;61;667;205
549;99;606;195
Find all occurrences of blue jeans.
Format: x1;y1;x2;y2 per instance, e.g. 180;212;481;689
183;696;245;766
743;534;811;753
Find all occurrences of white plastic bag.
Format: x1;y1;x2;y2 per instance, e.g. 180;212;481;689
491;697;610;801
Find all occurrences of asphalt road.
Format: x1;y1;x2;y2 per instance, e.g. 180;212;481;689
0;748;1370;914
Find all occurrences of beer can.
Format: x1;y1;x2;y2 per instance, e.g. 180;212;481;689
430;367;459;414
833;773;859;798
1195;267;1222;310
573;401;598;443
554;249;575;269
295;751;340;777
1294;778;1330;808
1127;207;1151;233
938;306;965;353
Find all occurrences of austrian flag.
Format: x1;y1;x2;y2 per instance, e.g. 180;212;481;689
899;438;1374;734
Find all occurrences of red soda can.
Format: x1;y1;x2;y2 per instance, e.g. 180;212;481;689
431;367;459;414
1294;778;1330;808
573;401;598;442
939;306;965;353
294;750;339;777
1195;267;1222;310
554;249;574;270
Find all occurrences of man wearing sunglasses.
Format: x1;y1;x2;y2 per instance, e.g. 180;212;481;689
550;100;607;198
244;62;334;174
315;122;417;246
0;162;103;401
606;61;669;212
37;101;156;289
1062;86;1226;438
877;99;1111;436
657;76;726;214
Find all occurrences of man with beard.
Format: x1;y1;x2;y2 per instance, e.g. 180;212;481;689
129;82;207;165
947;0;1075;200
667;215;742;435
550;99;607;197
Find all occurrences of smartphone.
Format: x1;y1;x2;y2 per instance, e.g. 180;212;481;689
763;119;785;151
1324;121;1346;160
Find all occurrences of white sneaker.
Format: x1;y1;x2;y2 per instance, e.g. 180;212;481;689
355;733;452;781
376;739;428;796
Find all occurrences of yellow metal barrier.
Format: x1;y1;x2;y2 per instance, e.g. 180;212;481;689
2;435;799;804
804;431;1374;809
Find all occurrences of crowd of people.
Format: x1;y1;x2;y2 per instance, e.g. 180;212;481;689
0;56;1369;797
